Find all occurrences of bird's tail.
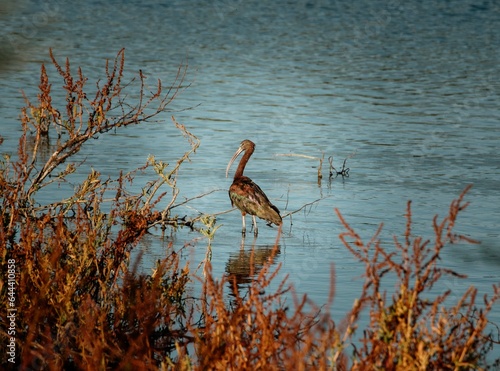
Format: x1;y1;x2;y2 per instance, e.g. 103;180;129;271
259;203;282;226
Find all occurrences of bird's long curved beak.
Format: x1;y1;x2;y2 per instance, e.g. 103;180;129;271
225;145;244;178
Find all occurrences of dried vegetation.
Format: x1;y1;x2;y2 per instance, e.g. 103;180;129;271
1;51;498;370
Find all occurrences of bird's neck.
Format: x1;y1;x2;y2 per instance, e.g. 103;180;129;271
234;149;253;179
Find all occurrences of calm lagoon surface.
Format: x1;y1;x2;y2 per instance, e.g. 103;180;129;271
2;0;499;362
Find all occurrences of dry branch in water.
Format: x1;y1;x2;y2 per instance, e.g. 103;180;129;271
2;49;193;239
276;151;353;184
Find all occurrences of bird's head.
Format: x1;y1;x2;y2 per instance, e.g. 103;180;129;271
226;139;255;178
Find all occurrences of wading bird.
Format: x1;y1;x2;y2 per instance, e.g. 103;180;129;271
226;139;282;236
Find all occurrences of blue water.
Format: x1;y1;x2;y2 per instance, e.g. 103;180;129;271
2;0;499;363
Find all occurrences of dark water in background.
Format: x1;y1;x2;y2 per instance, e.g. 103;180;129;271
2;0;500;361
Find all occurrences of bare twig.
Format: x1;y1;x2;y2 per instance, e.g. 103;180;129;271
281;196;330;218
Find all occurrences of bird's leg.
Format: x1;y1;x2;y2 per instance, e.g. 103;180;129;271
241;214;246;235
252;215;258;236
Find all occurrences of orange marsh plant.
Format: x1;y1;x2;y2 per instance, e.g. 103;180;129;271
334;185;499;370
0;49;197;369
179;186;498;370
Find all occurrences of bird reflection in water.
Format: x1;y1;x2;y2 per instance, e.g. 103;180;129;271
224;236;281;307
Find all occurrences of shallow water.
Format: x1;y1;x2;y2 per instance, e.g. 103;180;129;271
2;0;500;362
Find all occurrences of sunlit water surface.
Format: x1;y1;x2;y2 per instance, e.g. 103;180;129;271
1;0;499;362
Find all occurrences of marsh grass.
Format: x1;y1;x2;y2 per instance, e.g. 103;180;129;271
1;49;195;369
334;186;499;370
1;51;498;370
